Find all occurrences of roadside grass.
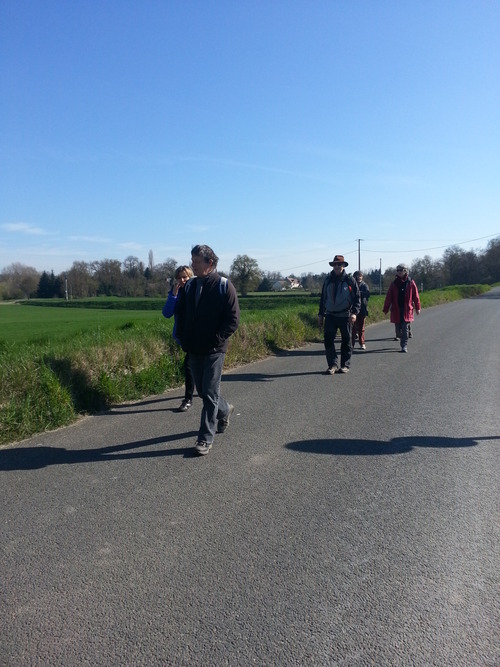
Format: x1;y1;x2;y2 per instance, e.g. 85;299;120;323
0;284;490;445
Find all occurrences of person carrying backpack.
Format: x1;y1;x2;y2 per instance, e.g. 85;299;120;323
318;254;361;374
176;245;240;456
351;270;370;350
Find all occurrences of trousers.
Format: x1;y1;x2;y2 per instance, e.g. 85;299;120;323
351;314;366;346
188;351;230;444
324;314;352;369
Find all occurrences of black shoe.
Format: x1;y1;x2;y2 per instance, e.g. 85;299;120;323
178;399;192;412
217;404;234;433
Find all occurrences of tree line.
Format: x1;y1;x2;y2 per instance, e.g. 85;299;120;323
1;238;499;301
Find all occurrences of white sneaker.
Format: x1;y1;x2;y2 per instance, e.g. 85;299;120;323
195;441;212;455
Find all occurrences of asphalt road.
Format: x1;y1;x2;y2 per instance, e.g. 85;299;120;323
1;289;499;667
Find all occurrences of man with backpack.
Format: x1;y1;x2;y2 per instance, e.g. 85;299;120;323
176;245;240;455
318;254;361;374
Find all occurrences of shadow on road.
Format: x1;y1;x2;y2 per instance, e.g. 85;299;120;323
0;430;200;470
222;370;322;382
285;435;499;456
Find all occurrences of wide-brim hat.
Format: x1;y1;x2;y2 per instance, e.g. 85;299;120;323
329;254;349;267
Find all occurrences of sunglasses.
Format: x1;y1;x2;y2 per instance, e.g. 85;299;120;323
396;267;405;271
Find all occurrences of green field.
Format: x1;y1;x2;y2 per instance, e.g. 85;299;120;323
0;303;166;345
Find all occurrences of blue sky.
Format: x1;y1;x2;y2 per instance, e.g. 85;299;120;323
1;0;499;277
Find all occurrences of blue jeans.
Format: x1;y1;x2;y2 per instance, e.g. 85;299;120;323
188;352;230;444
324;315;352;369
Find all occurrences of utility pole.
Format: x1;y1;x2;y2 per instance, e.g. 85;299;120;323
356;238;364;271
379;258;382;295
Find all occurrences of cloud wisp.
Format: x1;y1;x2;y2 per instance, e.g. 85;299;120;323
1;222;50;236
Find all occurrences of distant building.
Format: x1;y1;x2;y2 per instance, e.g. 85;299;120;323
272;276;302;291
286;276;301;289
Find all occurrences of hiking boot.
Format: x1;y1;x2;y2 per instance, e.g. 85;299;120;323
338;366;350;373
195;441;212;455
178;399;192;412
217;404;234;433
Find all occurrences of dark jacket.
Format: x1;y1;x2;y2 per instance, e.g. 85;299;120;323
358;280;370;317
383;276;421;323
176;271;240;354
319;271;361;318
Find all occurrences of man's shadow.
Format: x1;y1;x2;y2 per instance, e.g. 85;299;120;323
285;435;498;456
0;430;200;471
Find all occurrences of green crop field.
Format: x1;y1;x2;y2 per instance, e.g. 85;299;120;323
0;303;165;345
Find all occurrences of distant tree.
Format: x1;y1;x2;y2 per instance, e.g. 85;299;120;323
410;255;444;290
230;255;263;296
36;270;63;298
37;271;52;298
122;256;146;296
257;276;273;292
442;246;480;285
67;261;98;298
382;267;398;292
482;236;500;283
265;270;283;282
301;273;324;292
365;268;382;294
0;262;40;299
94;259;123;296
142;257;179;296
123;255;143;277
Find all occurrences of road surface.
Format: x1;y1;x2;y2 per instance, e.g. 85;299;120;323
1;289;499;666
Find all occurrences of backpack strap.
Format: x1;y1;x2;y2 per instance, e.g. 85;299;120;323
185;276;228;295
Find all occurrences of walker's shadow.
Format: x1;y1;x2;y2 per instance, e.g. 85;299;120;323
273;348;324;357
352;347;399;354
286;435;498;456
0;431;200;470
100;395;194;416
222;370;321;382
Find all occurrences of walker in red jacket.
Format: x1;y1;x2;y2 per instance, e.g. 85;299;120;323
383;264;421;353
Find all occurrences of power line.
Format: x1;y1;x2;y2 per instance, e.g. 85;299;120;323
278;232;500;274
362;233;500;255
275;232;499;275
